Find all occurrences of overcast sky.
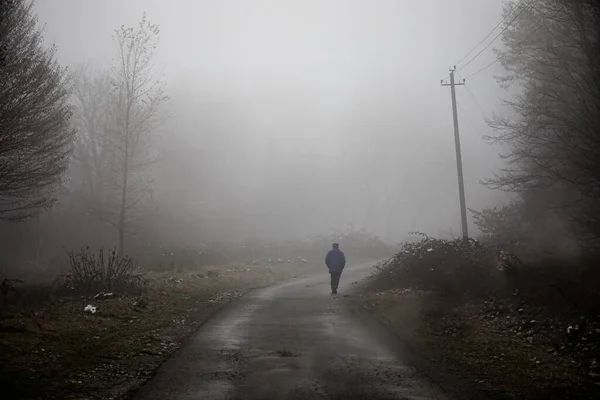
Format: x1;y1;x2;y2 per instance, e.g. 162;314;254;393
35;0;512;241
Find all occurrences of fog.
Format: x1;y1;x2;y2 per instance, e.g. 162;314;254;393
36;0;510;243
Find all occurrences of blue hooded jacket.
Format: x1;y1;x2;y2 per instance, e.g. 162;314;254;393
325;248;346;273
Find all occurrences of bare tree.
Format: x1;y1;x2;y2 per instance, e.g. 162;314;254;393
109;14;168;253
0;0;73;220
69;62;115;215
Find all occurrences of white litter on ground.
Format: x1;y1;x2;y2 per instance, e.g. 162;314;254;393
84;305;97;314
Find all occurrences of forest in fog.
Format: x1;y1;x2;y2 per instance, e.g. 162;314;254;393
0;0;512;276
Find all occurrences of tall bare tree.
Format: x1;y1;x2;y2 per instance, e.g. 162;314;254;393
0;0;73;220
110;13;168;253
69;62;115;215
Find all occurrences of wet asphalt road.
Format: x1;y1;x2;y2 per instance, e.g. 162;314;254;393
133;262;453;400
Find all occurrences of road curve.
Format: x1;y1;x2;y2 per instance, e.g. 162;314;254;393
132;262;452;400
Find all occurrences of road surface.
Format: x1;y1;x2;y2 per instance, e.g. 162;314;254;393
132;262;458;400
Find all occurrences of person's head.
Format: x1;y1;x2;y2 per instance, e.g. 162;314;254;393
332;243;339;249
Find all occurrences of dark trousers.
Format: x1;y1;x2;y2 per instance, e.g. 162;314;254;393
330;271;342;290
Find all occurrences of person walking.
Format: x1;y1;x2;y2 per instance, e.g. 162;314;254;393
325;243;346;294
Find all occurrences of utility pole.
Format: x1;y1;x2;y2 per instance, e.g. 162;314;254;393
441;66;468;240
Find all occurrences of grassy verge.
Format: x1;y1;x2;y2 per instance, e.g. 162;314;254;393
357;286;600;400
0;261;316;400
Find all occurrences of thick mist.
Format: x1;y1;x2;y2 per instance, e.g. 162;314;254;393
36;0;511;243
5;2;600;398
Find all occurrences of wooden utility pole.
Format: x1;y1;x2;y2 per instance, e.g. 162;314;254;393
441;66;469;240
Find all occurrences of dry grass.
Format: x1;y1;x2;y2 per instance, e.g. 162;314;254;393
359;288;598;400
0;261;317;400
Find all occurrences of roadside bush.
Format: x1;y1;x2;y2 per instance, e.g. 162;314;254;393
368;230;600;316
471;201;581;263
55;248;147;295
506;257;600;314
470;200;600;314
368;233;500;301
0;277;23;312
470;202;530;251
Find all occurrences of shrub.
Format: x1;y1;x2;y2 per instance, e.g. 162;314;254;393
55;248;147;295
503;256;600;314
470;202;530;250
368;233;500;301
0;277;23;312
0;277;23;297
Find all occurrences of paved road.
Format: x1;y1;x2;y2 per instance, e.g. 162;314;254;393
133;262;453;400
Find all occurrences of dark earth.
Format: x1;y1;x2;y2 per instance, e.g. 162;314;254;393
132;263;484;400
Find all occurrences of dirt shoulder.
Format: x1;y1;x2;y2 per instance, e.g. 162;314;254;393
0;262;316;400
356;286;600;400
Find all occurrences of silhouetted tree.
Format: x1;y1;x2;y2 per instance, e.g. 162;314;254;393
0;0;73;220
487;0;600;239
69;62;116;217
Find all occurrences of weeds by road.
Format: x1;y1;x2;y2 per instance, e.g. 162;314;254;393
357;234;600;400
0;262;316;400
358;287;600;399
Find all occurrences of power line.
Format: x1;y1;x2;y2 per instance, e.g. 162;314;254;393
458;0;534;72
445;85;487;137
463;59;499;80
456;98;485;138
464;85;488;121
455;71;489;121
462;6;563;80
455;0;527;68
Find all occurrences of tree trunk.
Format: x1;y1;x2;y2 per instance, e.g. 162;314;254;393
118;148;128;255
